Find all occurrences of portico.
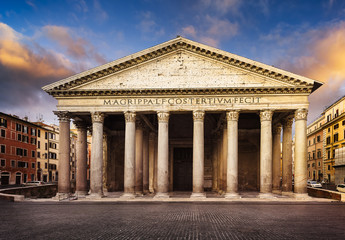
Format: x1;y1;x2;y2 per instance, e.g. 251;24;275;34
43;37;322;199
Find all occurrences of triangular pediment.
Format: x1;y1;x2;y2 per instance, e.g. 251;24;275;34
42;36;323;95
72;51;294;91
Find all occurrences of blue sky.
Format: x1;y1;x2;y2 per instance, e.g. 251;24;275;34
0;0;345;124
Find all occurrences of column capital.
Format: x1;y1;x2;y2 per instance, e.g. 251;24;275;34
124;111;136;123
272;123;282;134
91;112;104;123
226;110;240;121
73;120;87;130
260;110;273;122
281;114;294;128
157;111;169;123
54;111;70;122
295;109;308;121
193;110;205;122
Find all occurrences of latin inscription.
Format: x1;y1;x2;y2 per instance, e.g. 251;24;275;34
103;97;261;106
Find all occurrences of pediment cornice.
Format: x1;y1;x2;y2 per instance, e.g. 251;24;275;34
43;37;322;95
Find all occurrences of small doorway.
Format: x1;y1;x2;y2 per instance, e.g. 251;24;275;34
173;148;192;191
1;172;10;185
15;172;22;184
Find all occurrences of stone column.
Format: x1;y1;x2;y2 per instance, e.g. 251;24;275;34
154;111;170;198
259;110;273;197
294;109;308;198
272;124;282;193
217;135;223;193
90;112;104;198
225;110;240;198
143;131;149;194
148;132;155;193
282;115;294;194
222;126;227;193
135;120;144;195
74;121;88;197
54;111;71;199
121;111;136;198
211;138;218;192
191;110;206;198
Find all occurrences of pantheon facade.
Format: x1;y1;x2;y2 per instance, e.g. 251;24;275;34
43;37;322;199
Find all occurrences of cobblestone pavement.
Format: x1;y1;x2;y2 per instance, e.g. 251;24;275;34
1;201;345;240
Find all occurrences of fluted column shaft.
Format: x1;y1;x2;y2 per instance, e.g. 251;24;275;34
222;126;227;192
75;121;88;196
282;116;294;193
294;109;308;195
225;111;240;198
155;111;170;198
211;139;218;191
90;112;104;198
272;124;282;191
135;120;143;194
260;110;273;195
148;132;155;193
122;112;136;198
191;110;205;198
54;111;71;196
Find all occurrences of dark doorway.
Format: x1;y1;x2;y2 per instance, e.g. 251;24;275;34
15;173;21;184
1;173;9;185
173;148;192;191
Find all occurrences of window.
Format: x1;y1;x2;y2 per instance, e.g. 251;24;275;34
31;151;35;158
1;145;5;153
334;124;339;130
49;152;57;159
0;118;7;127
312;152;315;160
16;123;22;131
327;115;331;122
328;128;330;132
38;129;41;137
30;137;36;145
317;150;322;159
16;148;23;156
326;137;331;145
307;163;310;168
1;159;5;167
328;151;330;159
23;149;27;157
37;162;41;169
31;163;35;169
308;140;310;146
334;133;339;142
312;163;315;167
37;152;40;158
318;161;321;167
45;163;47;169
22;135;29;143
342;120;345;126
31;128;36;136
0;129;5;138
328;165;331;170
335;109;339;118
45;132;48;139
313;138;315;144
17;134;22;141
45;143;47;150
22;126;28;134
38;141;40;149
317;136;320;142
18;161;28;168
44;153;47;159
11;160;15;167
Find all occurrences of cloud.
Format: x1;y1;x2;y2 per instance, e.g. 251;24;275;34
137;11;165;39
42;25;107;67
181;15;238;47
93;0;108;22
200;0;241;15
0;22;107;124
264;21;345;122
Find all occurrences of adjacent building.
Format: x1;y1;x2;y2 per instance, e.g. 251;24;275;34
307;116;324;181
0;112;38;185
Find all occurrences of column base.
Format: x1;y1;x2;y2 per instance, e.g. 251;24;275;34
87;193;104;199
75;191;88;198
135;192;144;197
294;193;311;200
259;193;276;199
154;192;170;198
190;192;206;199
272;189;282;194
282;191;294;196
120;193;136;199
224;192;241;199
53;192;70;201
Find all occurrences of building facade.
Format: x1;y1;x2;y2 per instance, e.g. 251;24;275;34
322;96;345;184
307;116;324;181
43;37;322;199
0;112;37;185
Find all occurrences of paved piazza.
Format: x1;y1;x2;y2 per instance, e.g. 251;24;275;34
1;201;344;239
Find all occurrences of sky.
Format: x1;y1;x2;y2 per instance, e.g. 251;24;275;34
0;0;345;125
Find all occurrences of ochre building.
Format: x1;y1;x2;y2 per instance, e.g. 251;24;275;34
43;37;322;199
